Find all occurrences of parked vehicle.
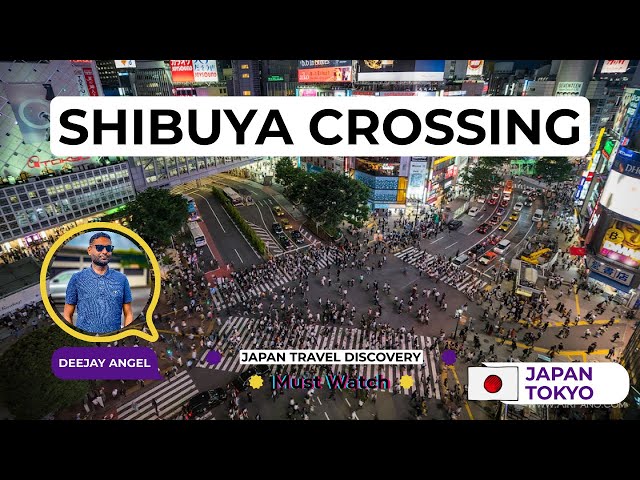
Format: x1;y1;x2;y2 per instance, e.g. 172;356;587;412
468;207;480;217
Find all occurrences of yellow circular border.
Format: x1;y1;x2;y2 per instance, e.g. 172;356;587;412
39;222;160;343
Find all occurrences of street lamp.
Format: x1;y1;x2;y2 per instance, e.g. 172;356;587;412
453;309;463;338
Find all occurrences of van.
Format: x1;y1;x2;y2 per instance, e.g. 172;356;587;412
532;209;544;222
494;239;512;255
452;254;470;267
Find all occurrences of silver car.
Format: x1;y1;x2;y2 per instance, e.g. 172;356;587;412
48;270;81;301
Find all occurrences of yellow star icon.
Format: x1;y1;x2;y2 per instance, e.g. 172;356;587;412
248;375;264;390
399;375;414;389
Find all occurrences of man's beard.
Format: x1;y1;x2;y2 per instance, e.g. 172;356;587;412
92;257;110;267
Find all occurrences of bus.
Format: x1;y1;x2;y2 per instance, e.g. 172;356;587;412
222;187;243;206
189;221;207;247
503;179;513;196
184;195;201;222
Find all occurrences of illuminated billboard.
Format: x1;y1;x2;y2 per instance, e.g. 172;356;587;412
600;169;640;221
602;60;630;74
356;60;445;82
170;60;218;83
298;67;352;83
170;60;194;83
555;81;583;96
466;60;484;76
114;60;136;69
193;60;218;83
612;88;640;137
599;218;640;269
298;60;351;69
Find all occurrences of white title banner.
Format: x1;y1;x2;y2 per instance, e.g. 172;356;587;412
239;349;424;365
50;96;591;157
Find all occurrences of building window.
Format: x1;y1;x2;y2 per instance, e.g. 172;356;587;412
242;73;250;79
241;64;249;70
243;91;251;96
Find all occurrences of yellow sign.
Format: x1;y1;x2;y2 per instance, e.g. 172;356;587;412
39;222;161;343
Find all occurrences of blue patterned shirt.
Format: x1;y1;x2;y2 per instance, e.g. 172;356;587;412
65;266;133;333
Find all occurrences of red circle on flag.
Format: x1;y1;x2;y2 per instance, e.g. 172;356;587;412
484;374;502;393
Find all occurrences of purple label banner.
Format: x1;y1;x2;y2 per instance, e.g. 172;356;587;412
51;347;162;380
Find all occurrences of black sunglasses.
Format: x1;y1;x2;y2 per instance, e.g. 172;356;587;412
94;245;115;253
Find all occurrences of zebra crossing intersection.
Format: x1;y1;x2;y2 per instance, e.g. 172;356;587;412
197;315;441;400
116;370;197;420
395;246;488;294
209;251;338;311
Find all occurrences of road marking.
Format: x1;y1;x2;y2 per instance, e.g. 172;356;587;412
430;237;443;243
448;365;474;420
192;193;226;233
234;249;244;264
316;397;322;406
574;289;581;317
324;412;330;420
344;397;351;407
444;242;458;249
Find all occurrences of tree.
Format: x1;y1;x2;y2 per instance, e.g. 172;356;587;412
0;325;91;419
535;157;573;184
478;157;509;170
274;157;298;187
302;171;370;230
127;188;188;246
285;169;311;206
458;163;499;199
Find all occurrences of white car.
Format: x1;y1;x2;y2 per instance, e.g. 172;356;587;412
48;270;81;301
503;192;511;201
476;196;485;204
513;202;524;212
468;207;480;217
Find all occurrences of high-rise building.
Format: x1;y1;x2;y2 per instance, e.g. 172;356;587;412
131;60;173;96
231;60;262;96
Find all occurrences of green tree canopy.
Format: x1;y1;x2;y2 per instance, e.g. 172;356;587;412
535;157;573;184
274;157;298;188
458;163;500;199
0;325;91;419
302;171;370;230
478;157;509;169
127;188;188;246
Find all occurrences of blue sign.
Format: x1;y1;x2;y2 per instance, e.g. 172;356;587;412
612;147;640;178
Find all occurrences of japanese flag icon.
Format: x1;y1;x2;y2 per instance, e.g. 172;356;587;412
468;366;519;401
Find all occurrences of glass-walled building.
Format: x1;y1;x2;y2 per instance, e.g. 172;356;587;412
0;162;135;247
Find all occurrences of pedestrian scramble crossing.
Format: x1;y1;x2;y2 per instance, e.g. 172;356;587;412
197;316;442;400
395;246;488;294
209;251;339;311
117;370;197;420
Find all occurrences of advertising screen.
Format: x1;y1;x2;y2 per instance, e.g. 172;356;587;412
298;60;351;69
599;218;640;269
602;60;630;74
466;60;484;76
612;88;640;137
599;169;640;220
407;160;428;199
298;67;352;83
356;60;445;82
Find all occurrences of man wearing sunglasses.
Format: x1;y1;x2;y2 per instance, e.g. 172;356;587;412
63;232;133;334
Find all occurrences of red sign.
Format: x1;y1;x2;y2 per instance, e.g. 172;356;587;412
82;67;99;96
170;60;194;83
586;171;594;182
27;155;91;168
569;246;586;256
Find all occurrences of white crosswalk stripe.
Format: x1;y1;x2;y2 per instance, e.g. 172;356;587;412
197;316;440;397
395;247;487;294
209;252;339;311
247;222;283;255
116;370;198;420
